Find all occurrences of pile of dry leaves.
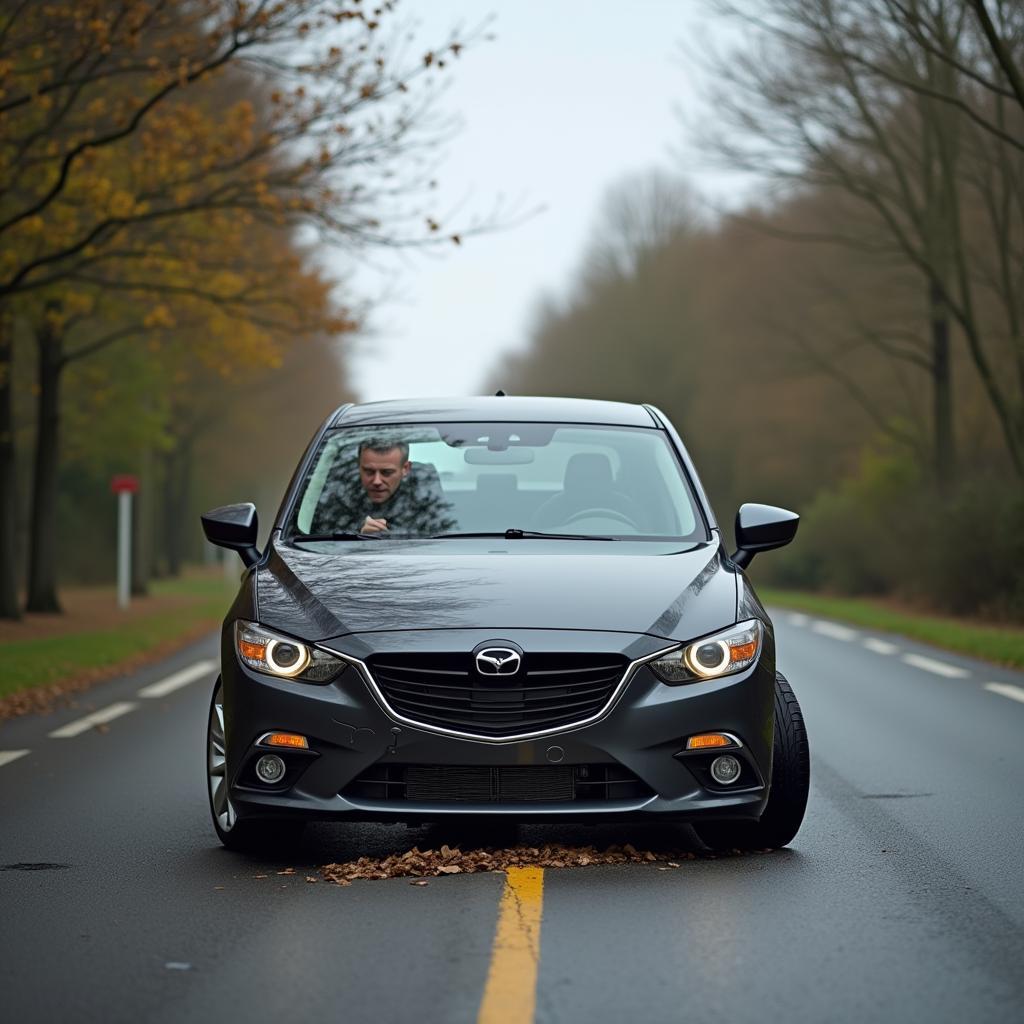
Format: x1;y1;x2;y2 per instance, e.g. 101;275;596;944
321;843;700;886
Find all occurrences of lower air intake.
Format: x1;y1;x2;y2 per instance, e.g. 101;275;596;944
343;764;652;804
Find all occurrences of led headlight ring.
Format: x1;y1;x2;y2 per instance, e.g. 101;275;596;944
684;639;731;677
265;638;311;677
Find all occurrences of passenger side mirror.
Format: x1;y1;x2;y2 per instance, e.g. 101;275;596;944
201;502;261;568
730;503;799;570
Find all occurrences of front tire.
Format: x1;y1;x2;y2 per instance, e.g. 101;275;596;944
695;672;810;852
206;679;305;852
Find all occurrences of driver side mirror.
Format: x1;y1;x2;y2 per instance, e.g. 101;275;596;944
730;503;799;570
201;502;261;568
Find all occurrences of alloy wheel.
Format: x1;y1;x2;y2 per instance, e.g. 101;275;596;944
207;683;236;833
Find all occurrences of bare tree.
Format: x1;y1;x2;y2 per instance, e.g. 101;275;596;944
694;0;1024;480
582;170;703;285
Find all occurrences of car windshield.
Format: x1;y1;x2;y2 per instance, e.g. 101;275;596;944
286;422;707;542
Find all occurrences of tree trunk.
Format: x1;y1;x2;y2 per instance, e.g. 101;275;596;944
162;451;178;577
0;306;20;620
929;279;955;491
163;441;193;577
25;308;64;613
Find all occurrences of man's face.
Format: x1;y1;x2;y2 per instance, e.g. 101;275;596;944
359;447;410;504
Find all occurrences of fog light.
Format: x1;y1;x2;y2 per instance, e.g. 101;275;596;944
255;754;286;784
710;754;742;785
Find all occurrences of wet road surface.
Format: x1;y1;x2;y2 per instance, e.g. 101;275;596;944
2;612;1023;1023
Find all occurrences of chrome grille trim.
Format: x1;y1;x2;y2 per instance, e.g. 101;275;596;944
315;642;680;744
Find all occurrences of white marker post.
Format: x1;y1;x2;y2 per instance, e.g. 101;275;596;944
111;475;139;610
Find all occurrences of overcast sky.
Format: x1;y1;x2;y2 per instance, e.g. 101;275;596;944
345;0;743;403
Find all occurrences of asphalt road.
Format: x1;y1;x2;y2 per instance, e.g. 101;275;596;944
2;612;1024;1024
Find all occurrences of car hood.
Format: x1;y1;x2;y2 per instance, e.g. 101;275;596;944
255;537;738;643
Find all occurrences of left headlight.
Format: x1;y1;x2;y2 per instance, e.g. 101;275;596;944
234;620;346;684
649;619;763;684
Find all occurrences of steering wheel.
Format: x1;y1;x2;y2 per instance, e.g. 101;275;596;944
561;507;638;528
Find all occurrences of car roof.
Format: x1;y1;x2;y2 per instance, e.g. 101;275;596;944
331;396;659;428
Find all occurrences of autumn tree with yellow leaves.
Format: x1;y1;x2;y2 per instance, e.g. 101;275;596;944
0;0;473;617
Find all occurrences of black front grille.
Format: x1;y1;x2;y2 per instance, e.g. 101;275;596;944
343;764;653;804
365;651;629;737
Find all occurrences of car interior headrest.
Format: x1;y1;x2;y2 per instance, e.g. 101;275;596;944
563;452;614;492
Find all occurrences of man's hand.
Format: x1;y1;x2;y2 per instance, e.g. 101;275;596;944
360;516;388;534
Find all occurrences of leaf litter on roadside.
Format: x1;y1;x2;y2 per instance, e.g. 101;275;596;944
320;842;702;886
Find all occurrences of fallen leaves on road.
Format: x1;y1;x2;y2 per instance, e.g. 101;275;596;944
321;842;698;886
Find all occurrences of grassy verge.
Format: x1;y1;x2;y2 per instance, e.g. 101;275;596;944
0;574;234;701
760;587;1024;670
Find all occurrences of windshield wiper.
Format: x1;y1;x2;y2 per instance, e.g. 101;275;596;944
430;529;618;541
291;532;383;542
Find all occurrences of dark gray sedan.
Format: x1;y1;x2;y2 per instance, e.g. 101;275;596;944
202;396;807;852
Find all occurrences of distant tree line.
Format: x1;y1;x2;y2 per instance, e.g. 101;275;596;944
0;0;473;619
493;1;1024;619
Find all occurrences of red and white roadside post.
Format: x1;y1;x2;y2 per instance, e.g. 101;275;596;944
111;475;139;610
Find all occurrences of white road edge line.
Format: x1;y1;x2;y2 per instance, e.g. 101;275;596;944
863;637;899;655
0;749;30;769
48;702;138;739
789;613;809;627
901;653;970;679
138;659;217;699
811;620;858;641
985;682;1024;705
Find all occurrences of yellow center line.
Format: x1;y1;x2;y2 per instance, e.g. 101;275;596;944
477;866;545;1024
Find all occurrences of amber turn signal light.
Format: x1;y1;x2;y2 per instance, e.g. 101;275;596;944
238;638;267;661
265;733;309;749
729;641;758;663
686;733;732;750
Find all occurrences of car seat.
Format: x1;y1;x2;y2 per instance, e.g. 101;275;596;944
531;452;642;529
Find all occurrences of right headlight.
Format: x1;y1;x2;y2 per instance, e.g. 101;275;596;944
234;620;346;684
649;619;763;684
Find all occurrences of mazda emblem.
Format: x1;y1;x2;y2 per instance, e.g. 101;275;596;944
475;648;521;675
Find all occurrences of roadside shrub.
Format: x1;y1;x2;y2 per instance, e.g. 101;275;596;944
907;479;1024;620
761;447;921;595
757;445;1024;622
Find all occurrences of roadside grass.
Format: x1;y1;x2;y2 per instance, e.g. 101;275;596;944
760;587;1024;670
0;574;234;700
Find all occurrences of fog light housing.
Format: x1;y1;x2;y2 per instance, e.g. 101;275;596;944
710;754;742;785
255;754;286;784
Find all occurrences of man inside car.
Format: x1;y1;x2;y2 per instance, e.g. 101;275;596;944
350;439;455;536
356;439;411;533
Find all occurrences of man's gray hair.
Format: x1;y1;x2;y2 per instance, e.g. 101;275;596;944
358;437;409;462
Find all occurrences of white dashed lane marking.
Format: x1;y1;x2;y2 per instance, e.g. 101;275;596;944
48;702;138;739
901;653;970;679
138;659;217;699
780;609;1019;695
863;637;899;655
811;620;858;641
985;683;1024;705
0;750;30;769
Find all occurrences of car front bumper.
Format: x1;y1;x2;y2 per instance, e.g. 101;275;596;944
220;626;776;824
